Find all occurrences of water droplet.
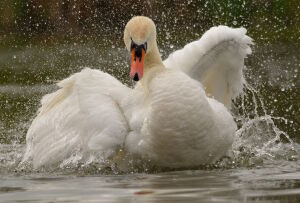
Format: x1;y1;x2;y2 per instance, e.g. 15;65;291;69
166;32;170;40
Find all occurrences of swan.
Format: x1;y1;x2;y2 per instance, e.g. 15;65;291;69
22;16;252;169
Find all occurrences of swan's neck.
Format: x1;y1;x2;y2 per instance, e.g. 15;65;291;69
141;42;164;91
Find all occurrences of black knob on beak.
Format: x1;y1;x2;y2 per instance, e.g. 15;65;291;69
133;73;139;81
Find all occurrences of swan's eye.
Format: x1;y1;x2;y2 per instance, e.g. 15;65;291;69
130;39;135;51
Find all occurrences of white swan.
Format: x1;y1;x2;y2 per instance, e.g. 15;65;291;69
23;16;252;169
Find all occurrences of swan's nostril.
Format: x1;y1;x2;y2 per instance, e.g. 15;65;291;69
133;73;139;81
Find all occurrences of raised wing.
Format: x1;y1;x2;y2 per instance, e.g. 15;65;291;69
163;26;253;108
23;68;130;168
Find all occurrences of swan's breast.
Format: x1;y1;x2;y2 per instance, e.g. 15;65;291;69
148;70;215;134
140;70;235;167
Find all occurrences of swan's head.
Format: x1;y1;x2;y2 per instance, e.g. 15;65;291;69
124;16;157;81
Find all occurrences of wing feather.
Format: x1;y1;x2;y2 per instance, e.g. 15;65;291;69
163;26;253;108
23;68;130;168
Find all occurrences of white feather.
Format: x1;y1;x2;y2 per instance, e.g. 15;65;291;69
163;25;253;107
23;68;130;168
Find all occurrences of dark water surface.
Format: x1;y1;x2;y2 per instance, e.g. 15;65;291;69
1;164;300;203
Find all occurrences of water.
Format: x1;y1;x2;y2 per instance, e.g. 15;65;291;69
1;164;300;202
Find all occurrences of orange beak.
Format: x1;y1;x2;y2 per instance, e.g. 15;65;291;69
130;47;145;81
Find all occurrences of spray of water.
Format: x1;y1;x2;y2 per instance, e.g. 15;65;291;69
230;81;298;168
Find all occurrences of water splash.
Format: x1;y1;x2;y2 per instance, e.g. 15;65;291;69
231;81;298;167
0;144;25;174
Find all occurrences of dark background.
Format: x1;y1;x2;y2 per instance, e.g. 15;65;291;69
0;0;299;43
